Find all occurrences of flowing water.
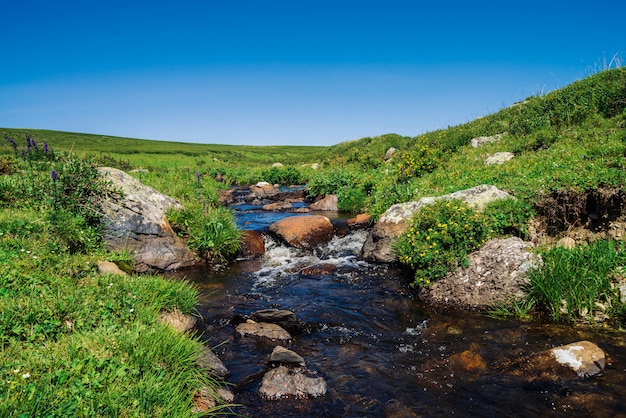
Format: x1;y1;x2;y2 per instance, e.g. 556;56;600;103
170;203;626;417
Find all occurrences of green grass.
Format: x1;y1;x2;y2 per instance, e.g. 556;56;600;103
1;128;327;169
528;240;626;325
0;144;231;415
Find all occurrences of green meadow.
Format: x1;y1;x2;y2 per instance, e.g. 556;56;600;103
1;67;626;415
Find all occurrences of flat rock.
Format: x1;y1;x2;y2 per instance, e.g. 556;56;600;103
551;341;605;377
498;340;606;381
347;213;372;229
236;321;292;342
259;366;327;400
484;151;515;166
251;309;303;334
300;263;336;276
471;133;504;148
263;202;293;211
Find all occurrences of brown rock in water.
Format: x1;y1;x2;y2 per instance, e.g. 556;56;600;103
262;201;293;211
347;213;372;229
498;340;606;381
310;194;338;211
448;350;487;373
259;366;327;400
300;263;336;276
236;321;292;343
268;346;306;367
238;230;265;258
250;182;280;199
252;309;303;334
269;215;333;249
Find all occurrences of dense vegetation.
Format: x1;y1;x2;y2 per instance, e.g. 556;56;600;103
0;140;228;416
1;67;626;414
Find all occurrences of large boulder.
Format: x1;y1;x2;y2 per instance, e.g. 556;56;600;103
419;237;542;310
97;167;197;272
238;230;265;258
363;185;513;263
269;215;334;249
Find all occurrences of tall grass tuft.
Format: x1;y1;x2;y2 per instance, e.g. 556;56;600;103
528;240;626;324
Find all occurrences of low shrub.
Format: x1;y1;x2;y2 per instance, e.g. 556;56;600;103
482;198;535;239
168;205;240;261
394;199;489;286
263;166;304;185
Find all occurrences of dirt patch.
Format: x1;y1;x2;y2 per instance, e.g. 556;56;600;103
534;187;626;237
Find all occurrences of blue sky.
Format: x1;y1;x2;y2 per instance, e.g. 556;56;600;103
1;1;624;146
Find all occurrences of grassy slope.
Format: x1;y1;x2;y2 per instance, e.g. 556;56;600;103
0;128;327;169
321;68;626;216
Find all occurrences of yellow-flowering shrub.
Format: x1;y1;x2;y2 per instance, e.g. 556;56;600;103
393;199;488;287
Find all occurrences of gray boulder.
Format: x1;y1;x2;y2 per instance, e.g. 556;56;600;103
259;366;327;400
362;185;513;263
97;167;197;272
420;237;542;310
197;346;230;379
484;152;515;166
471;133;504;148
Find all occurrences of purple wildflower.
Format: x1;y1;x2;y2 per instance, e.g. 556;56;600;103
33;140;39;152
5;136;17;150
195;172;201;183
51;170;58;181
20;148;26;161
43;141;49;154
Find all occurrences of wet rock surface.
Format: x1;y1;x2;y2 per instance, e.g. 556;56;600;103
235;320;292;343
259;366;327;400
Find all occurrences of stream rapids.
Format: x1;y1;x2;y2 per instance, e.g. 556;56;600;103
168;203;626;417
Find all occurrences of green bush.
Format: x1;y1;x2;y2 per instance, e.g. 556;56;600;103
263;166;304;185
395;146;439;181
394;199;489;286
482;198;535;239
168;205;240;261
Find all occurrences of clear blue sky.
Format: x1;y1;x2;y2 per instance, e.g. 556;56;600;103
1;1;624;146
